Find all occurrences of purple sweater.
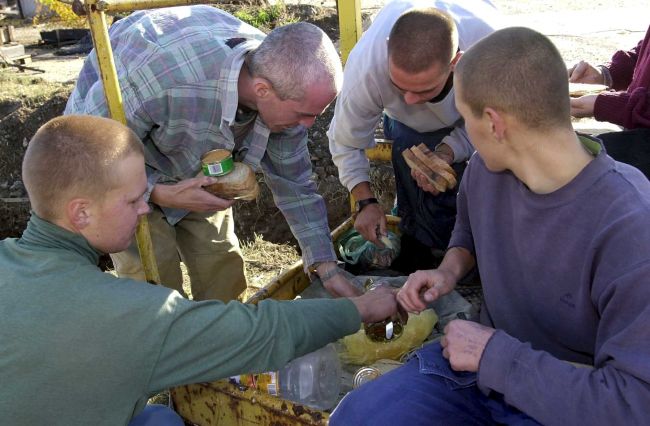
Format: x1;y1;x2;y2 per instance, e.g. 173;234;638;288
450;139;650;425
594;25;650;128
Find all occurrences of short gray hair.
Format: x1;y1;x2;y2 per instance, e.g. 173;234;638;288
246;22;342;100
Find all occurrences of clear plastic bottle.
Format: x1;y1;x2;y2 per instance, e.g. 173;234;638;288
233;343;342;410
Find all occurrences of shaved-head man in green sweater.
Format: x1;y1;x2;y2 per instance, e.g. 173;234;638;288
0;115;398;426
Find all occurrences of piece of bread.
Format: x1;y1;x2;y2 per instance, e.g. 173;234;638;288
402;149;447;192
569;82;607;98
413;144;457;188
204;162;259;201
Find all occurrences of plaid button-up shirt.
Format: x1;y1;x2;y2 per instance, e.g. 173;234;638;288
65;5;336;266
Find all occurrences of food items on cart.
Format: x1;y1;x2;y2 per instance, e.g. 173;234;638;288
231;344;341;410
568;82;608;97
338;308;438;365
402;143;457;192
353;359;404;389
201;149;259;200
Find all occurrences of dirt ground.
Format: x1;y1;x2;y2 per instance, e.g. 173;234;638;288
0;0;646;290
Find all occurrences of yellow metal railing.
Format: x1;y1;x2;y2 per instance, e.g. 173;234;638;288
337;0;362;64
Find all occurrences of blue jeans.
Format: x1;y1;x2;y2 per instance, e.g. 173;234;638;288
330;342;540;426
128;404;184;426
385;116;465;249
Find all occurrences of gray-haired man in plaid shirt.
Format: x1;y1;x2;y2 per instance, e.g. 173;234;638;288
65;5;361;301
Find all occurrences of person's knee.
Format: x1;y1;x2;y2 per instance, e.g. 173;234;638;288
128;404;184;426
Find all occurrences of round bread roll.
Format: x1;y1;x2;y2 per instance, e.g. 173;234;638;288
204;162;259;201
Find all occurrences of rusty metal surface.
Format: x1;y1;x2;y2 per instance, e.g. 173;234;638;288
172;380;328;426
173;215;402;425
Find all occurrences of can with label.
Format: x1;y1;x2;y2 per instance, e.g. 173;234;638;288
201;149;234;177
352;359;403;389
232;372;280;396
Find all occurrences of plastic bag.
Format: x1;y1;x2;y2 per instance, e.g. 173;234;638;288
337;309;438;365
337;229;401;270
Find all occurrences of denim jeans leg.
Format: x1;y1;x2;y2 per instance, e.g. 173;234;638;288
330;342;492;426
128;404;184;426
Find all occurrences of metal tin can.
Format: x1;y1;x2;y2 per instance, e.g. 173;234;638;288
352;367;381;389
353;359;403;389
201;149;234;177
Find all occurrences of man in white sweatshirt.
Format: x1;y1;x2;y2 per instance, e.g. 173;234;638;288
328;0;501;272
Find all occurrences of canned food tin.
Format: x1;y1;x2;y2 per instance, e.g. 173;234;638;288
352;367;381;389
201;149;234;177
353;359;403;389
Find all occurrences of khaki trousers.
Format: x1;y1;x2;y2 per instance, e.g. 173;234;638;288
111;206;247;301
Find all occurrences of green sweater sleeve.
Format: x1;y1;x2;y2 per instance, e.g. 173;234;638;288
147;297;360;392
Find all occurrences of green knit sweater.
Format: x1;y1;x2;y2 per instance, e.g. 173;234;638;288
0;214;360;425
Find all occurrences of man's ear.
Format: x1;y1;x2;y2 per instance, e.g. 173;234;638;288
450;51;463;70
484;107;507;141
252;77;273;100
66;198;92;231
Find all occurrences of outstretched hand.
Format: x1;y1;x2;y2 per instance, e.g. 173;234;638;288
397;269;456;313
350;285;400;324
568;60;604;84
570;94;598;118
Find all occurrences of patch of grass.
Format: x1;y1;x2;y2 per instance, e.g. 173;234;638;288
233;2;298;32
0;72;72;107
240;233;300;299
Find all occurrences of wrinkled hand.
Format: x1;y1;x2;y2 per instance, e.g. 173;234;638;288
397;269;456;313
150;176;235;212
570;94;598;118
350;284;399;324
441;320;495;372
323;270;363;298
354;204;387;247
568;61;604;84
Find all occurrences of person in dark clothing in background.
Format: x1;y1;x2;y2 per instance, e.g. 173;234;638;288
569;24;650;177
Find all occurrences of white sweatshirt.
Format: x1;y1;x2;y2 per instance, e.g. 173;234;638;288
328;0;502;191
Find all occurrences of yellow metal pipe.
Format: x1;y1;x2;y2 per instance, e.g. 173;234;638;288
86;1;161;284
349;140;394;213
86;6;125;123
337;0;362;64
93;0;218;13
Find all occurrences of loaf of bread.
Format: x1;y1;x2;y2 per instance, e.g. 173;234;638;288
402;145;457;192
569;82;607;98
204;162;259;201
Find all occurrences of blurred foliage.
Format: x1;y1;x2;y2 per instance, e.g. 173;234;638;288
34;0;86;28
233;1;297;32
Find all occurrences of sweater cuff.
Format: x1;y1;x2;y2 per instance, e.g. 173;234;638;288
477;330;523;394
336;298;363;333
594;91;631;127
598;65;613;88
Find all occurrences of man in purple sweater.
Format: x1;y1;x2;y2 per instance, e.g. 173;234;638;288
570;24;650;177
330;27;650;425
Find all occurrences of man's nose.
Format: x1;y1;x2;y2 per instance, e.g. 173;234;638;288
403;92;422;105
